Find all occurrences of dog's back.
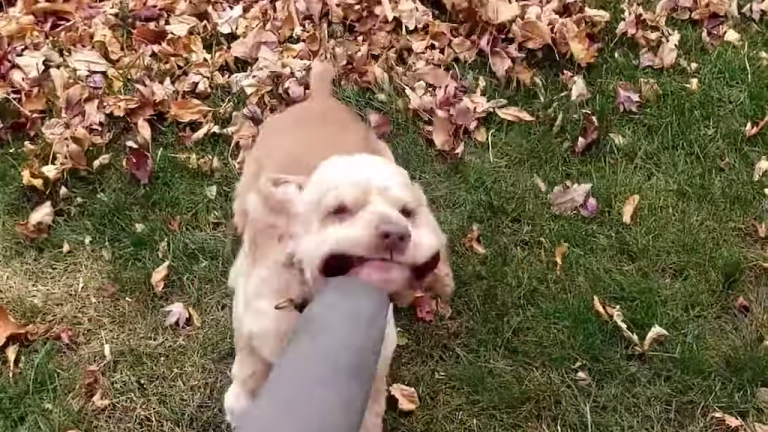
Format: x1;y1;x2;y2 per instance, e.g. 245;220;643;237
244;61;392;178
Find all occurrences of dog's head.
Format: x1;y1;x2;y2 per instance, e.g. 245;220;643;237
290;154;446;300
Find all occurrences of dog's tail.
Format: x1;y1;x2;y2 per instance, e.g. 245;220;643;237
309;60;335;97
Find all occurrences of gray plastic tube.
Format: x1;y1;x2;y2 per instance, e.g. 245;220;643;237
232;276;391;432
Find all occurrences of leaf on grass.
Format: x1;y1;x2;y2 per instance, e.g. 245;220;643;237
533;175;547;193
21;168;45;191
622;194;640;225
367;111;391;137
92;153;111;170
735;296;750;317
549;182;594;216
555;242;568;275
436;298;452;318
462;224;486;254
495;106;535;122
592;295;610;320
745;117;768;138
62;241;71;254
639;78;660;102
615;82;641;112
710;412;744;429
574;369;592;387
151;261;170;292
15;201;55;241
124;147;152;184
754;157;768;181
0;305;27;347
5;344;19;377
431;116;456;152
723;28;742;46
685;78;700;92
413;294;435;323
162;302;189;327
570;75;590;102
67;49;111;72
389;383;420;412
169;99;213;123
573;111;598;155
641;325;668;352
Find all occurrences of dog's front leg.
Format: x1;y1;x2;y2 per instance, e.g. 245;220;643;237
224;331;273;423
425;246;455;302
359;307;397;432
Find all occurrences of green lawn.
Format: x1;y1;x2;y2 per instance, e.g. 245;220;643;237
2;16;768;432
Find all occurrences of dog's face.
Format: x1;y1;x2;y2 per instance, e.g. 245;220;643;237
290;154;446;298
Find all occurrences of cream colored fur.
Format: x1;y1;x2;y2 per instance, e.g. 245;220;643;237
225;60;454;431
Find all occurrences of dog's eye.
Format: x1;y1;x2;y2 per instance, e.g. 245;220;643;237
399;206;415;219
329;204;351;218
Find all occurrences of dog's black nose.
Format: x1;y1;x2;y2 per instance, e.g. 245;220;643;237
378;223;411;253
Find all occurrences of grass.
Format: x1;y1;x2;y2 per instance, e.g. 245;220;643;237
2;17;768;432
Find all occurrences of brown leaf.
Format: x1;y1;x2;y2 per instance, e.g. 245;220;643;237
641;325;669;352
124;147;153;184
754;157;768;181
169;99;213;123
622;194;640;225
462;224;486;254
133;26;167;45
657;31;680;69
490;49;511;79
21;168;45;191
431;116;456;152
163;302;189;327
745;116;768;138
15;201;55;241
389;383;420;411
592;295;610;320
570;75;590;102
549;182;592;215
495;106;535;122
639;78;661;101
735;296;750;317
517;20;552;50
67;49;110;72
555;242;568;275
151;261;171;292
710;412;744;429
6;344;19;377
367;111;391;137
415;66;451;87
573;111;598;155
615;82;641;113
0;305;28;347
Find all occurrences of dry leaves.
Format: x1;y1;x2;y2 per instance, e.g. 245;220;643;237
622;194;640;225
462;224;486;254
615;83;642;113
0;305;28;347
549;181;598;217
389;384;420;412
162;302;190;328
151;261;171;292
573;111;599;155
754;157;768;181
495;107;535;123
593;296;669;354
746;117;768;138
15;201;55;241
555;243;569;275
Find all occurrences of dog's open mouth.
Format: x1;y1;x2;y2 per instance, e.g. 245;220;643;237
320;252;440;281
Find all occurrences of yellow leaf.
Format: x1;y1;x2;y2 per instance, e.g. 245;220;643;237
389;384;420;412
151;261;171;292
462;224;486;254
495;106;535;122
555;242;568;275
622;194;640;225
169;99;213;123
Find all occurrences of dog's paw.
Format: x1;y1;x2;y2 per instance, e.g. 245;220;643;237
224;384;253;425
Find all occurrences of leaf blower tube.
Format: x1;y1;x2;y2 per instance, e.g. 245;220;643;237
231;277;391;432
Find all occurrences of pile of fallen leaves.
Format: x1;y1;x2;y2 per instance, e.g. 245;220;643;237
3;0;615;240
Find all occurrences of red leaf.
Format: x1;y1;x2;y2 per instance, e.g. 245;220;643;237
131;6;161;21
413;295;435;323
124;148;152;184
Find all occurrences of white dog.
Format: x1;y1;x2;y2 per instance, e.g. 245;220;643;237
225;61;454;431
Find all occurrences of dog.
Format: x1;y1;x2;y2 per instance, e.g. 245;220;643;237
225;60;454;431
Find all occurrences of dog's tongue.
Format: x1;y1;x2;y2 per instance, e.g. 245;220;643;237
348;260;411;294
